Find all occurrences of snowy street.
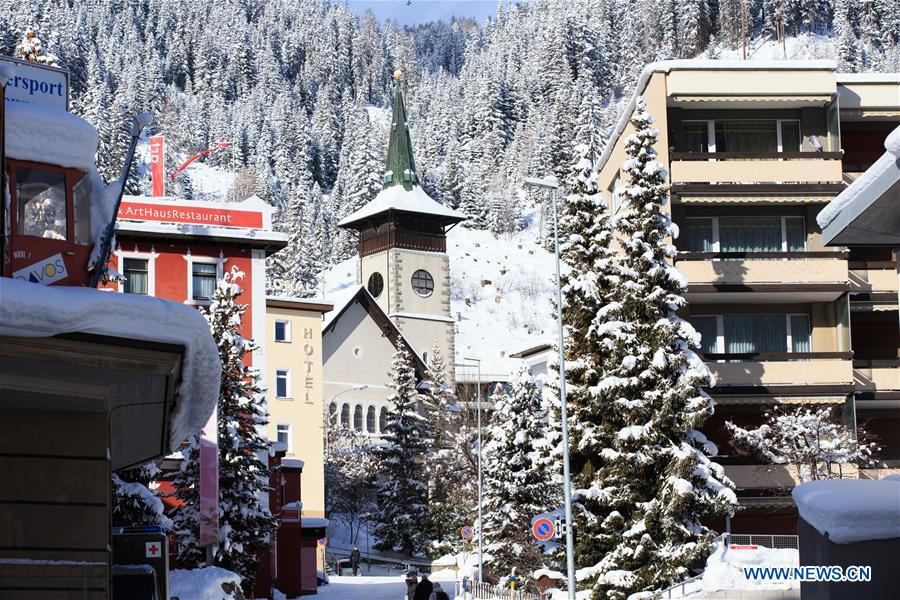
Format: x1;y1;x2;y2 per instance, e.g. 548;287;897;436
317;574;458;599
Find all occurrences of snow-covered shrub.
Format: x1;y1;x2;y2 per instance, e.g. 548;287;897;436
725;406;882;482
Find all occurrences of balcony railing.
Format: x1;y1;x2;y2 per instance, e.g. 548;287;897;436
853;359;900;391
702;352;854;387
670;152;843;184
676;251;849;287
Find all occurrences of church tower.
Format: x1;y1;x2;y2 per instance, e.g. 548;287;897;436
338;71;465;381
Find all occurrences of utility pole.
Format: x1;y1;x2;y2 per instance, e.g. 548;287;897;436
524;176;576;600
462;357;483;583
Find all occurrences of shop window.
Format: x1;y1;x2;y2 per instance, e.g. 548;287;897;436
73;174;92;245
16;166;67;240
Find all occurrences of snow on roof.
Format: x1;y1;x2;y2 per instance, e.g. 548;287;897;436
792;479;900;544
281;458;305;469
836;73;900;83
116;220;289;247
4;101;99;172
302;517;330;528
338;184;465;228
817;125;900;236
0;278;220;451
321;283;365;330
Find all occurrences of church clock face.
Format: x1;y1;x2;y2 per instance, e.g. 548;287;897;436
411;269;434;297
367;272;384;298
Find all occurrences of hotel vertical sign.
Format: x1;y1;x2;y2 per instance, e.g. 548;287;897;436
303;327;315;404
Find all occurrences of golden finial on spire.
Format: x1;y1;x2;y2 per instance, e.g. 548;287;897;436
393;69;403;81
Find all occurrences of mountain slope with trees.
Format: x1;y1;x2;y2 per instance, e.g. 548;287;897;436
2;0;896;294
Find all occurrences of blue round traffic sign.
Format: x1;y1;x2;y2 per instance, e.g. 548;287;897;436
461;526;474;540
532;518;555;541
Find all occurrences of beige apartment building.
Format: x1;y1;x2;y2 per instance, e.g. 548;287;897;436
595;60;899;533
265;297;333;535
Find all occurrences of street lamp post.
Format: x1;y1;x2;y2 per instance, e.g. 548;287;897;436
461;356;483;583
524;176;576;600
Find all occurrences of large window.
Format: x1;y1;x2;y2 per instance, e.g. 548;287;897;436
275;369;290;399
191;262;218;301
16;167;67;240
379;407;388;433
353;405;363;431
689;314;811;354
684;216;806;253
276;423;292;453
680;119;801;153
368;272;384;298
682;121;711;152
367;406;376;433
341;404;350;427
123;258;149;295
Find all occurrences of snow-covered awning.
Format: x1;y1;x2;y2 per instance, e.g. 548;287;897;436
817;126;900;246
337;185;466;229
4;101;99;171
0;278;220;451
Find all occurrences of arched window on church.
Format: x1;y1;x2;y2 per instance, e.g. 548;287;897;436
379;407;388;433
354;405;363;431
341;404;350;428
366;406;376;433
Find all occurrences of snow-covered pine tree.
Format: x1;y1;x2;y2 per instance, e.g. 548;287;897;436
204;268;277;589
14;26;59;66
171;433;203;567
421;344;469;551
371;345;433;557
725;406;882;482
572;99;736;599
112;462;172;530
481;369;556;581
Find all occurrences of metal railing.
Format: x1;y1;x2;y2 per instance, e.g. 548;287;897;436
455;580;541;600
727;533;799;549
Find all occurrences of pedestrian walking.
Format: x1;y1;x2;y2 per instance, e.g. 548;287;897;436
429;582;450;600
350;545;361;576
405;570;418;600
413;573;434;600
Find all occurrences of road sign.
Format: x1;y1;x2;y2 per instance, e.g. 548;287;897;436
532;517;555;541
318;538;328;547
460;526;475;540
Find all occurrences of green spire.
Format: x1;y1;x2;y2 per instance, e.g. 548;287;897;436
383;71;418;191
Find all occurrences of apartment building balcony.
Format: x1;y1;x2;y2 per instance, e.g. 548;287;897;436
854;359;900;395
724;464;862;489
677;251;849;303
703;352;855;395
670;151;844;185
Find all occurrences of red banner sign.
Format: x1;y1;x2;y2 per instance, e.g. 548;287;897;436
118;201;263;228
149;135;165;197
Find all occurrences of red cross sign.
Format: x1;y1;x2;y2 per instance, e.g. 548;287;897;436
145;542;161;558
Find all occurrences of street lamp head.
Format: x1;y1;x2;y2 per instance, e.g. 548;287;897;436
352;384;368;390
524;175;559;190
462;356;481;363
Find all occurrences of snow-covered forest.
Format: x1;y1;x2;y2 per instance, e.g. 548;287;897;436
1;0;897;295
